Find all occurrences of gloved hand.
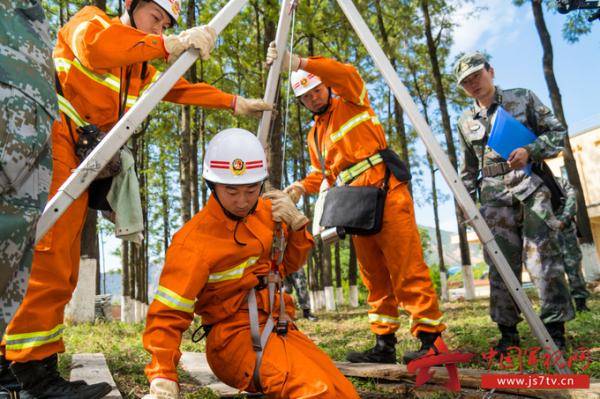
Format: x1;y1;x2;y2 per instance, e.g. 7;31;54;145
163;25;216;62
265;41;302;71
142;378;179;399
283;181;305;204
263;190;309;231
233;96;273;117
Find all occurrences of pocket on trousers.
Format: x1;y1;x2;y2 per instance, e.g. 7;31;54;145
0;85;50;192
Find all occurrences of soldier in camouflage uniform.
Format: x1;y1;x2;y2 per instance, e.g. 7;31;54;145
554;177;590;312
0;0;57;393
284;267;318;321
0;0;57;337
455;52;575;353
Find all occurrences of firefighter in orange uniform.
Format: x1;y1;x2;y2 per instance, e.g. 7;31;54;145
266;43;446;364
2;0;271;397
142;128;359;399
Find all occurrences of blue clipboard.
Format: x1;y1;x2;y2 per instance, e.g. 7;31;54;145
487;106;537;175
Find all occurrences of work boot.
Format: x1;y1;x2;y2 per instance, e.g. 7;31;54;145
493;324;520;357
402;332;441;364
41;354;87;387
0;355;20;399
302;308;318;322
10;357;112;399
575;298;590;313
346;333;397;364
545;322;567;353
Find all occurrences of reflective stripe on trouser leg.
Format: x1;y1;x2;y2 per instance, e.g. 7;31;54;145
352;234;401;335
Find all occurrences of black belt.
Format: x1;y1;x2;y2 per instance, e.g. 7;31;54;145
482;162;511;177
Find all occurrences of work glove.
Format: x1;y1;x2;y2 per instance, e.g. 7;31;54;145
233;96;273;117
163;25;216;62
265;41;302;71
142;378;179;399
283;181;305;204
263;190;309;231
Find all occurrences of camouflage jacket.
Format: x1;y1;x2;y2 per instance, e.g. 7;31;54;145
458;86;566;206
0;0;57;118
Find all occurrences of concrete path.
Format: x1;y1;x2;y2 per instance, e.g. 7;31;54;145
70;353;122;399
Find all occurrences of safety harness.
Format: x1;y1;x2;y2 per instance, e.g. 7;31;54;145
247;223;290;392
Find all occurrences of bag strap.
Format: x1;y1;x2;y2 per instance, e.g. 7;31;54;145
312;127;327;175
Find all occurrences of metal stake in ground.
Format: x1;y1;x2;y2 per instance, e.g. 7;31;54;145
334;0;570;374
34;0;250;244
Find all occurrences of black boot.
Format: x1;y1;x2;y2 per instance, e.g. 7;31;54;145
346;333;397;364
402;332;441;364
0;355;20;399
575;298;590;313
41;354;87;387
545;322;567;353
493;324;520;357
10;357;112;399
302;308;318;322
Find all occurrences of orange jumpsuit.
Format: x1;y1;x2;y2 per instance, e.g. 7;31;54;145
3;6;235;362
300;57;445;337
143;196;359;398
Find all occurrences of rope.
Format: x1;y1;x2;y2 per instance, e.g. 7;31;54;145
280;7;297;189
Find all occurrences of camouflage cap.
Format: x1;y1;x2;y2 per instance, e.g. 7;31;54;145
454;52;488;84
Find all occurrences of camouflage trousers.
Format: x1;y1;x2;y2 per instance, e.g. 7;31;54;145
284;267;311;310
481;185;575;326
558;224;589;300
0;83;53;336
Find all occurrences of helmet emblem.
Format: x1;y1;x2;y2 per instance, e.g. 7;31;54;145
230;158;246;175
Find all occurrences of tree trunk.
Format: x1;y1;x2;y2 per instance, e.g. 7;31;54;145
92;0;106;11
121;241;131;322
160;147;170;256
428;154;449;301
531;0;594;244
348;240;359;307
421;0;474;299
80;211;99;298
374;0;412;194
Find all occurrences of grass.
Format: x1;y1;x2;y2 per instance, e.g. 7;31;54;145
59;294;599;398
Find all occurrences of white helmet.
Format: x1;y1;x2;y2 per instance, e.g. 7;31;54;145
291;70;323;97
202;128;268;185
126;0;181;26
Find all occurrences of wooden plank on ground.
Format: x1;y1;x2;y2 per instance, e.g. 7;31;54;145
335;361;600;399
70;353;122;399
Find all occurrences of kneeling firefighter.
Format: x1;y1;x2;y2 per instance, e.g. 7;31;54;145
0;0;271;397
266;42;446;364
142;129;359;398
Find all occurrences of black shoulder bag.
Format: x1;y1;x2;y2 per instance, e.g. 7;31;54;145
316;130;389;236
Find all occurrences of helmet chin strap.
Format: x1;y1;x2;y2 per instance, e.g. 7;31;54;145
127;0;139;28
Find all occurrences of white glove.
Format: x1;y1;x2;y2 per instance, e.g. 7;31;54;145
163;25;216;62
265;41;302;72
233;96;273;117
263;190;309;231
283;181;305;204
142;378;179;399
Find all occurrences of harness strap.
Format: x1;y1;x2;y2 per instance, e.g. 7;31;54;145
248;281;278;392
